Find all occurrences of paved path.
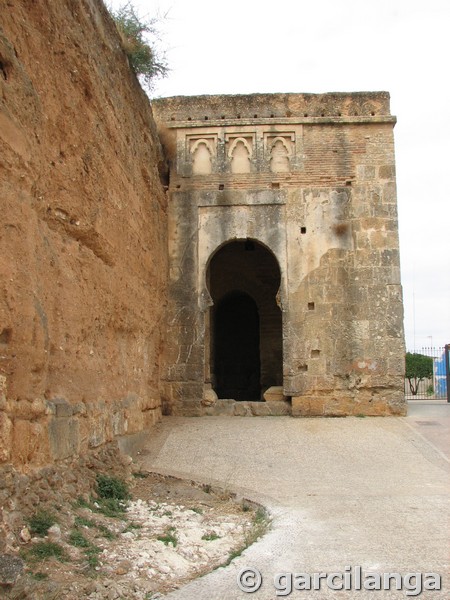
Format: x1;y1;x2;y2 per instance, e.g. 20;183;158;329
139;404;450;599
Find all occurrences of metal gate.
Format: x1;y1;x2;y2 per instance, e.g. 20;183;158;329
405;345;450;401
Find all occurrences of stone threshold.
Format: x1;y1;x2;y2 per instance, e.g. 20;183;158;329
203;399;292;417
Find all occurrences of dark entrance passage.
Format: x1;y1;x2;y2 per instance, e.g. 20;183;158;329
215;292;260;401
207;239;282;401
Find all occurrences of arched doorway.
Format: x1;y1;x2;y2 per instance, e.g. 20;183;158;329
214;291;260;400
207;239;282;401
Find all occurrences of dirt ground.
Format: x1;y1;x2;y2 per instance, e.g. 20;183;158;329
4;472;267;600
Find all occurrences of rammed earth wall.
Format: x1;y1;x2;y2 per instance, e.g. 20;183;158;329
0;0;168;470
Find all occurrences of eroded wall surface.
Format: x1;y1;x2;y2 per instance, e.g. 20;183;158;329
0;0;168;467
153;93;406;416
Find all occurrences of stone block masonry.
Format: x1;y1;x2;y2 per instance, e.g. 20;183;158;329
153;92;406;417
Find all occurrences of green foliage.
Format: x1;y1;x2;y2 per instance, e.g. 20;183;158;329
109;2;168;91
74;516;97;529
73;495;92;510
253;507;267;525
93;497;127;518
74;516;115;539
217;506;271;569
91;474;131;517
96;474;130;501
84;544;102;569
69;527;102;568
191;507;203;515
86;552;100;569
96;523;116;540
226;548;243;563
27;511;57;537
202;532;220;541
157;526;177;547
405;352;433;395
132;471;149;479
122;522;142;532
25;542;66;562
69;530;91;548
31;571;49;581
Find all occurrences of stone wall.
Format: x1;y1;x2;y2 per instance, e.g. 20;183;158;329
153;93;406;417
0;0;168;469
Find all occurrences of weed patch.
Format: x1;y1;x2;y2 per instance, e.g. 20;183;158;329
31;571;49;581
74;516;96;528
23;541;67;563
132;471;149;479
122;522;143;533
28;510;57;536
93;497;127;518
69;530;91;548
202;532;220;541
157;527;177;547
84;544;102;569
96;524;116;540
96;474;130;501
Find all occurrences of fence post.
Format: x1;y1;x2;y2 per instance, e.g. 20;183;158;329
446;344;450;403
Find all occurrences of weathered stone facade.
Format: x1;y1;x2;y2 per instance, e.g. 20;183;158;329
153;93;406;417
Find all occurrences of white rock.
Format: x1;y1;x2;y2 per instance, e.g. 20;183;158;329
20;527;31;543
47;524;62;542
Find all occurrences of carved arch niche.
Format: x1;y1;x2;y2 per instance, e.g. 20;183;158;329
228;137;253;174
189;137;216;175
263;132;295;173
269;137;291;173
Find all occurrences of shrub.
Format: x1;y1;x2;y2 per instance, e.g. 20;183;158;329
27;511;57;537
96;474;130;501
110;2;168;91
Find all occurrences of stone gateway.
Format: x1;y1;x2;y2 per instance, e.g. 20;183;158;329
153;92;406;417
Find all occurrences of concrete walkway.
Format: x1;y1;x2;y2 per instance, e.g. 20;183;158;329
139;403;450;599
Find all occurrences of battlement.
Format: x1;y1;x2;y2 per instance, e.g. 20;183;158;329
153;92;394;126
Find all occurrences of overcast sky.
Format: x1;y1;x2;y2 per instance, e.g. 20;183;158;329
109;0;450;351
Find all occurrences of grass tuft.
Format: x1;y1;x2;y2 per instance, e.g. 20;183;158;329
74;516;97;529
94;497;127;518
96;474;130;501
31;571;49;581
69;530;91;548
157;526;177;547
132;471;149;479
27;510;57;537
24;541;67;562
202;531;220;541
